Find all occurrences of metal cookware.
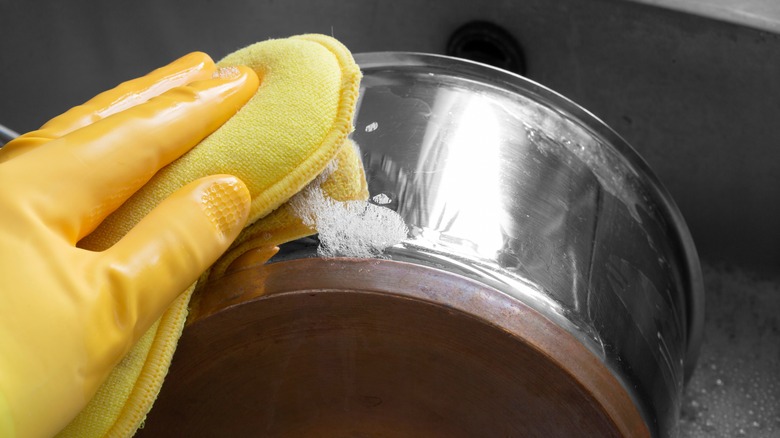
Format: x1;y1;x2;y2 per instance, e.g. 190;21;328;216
140;52;703;437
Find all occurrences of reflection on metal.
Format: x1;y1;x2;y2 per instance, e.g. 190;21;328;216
0;123;19;147
336;52;702;437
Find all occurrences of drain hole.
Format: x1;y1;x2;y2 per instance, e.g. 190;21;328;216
446;21;526;75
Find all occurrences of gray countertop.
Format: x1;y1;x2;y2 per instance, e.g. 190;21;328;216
679;262;780;437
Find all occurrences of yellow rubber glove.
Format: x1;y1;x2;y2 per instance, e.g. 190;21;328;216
0;52;259;438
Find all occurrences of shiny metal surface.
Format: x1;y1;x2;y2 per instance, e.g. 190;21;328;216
272;52;704;437
0;123;19;147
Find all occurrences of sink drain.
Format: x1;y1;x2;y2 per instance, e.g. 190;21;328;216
446;21;526;75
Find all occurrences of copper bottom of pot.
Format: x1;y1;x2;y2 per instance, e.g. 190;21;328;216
138;258;649;437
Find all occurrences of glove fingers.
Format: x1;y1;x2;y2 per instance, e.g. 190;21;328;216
45;52;219;136
99;175;250;343
29;66;258;243
0;52;217;162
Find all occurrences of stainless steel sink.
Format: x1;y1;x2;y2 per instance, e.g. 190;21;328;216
0;1;777;436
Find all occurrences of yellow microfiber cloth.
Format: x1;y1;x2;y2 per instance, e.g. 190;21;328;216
59;34;365;437
205;138;369;281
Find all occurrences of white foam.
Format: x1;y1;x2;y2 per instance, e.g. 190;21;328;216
678;263;780;437
371;193;393;205
290;147;408;259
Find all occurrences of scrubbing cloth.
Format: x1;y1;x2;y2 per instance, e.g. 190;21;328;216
205;138;368;281
58;34;364;437
188;139;368;323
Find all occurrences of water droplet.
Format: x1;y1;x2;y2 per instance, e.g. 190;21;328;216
364;121;379;133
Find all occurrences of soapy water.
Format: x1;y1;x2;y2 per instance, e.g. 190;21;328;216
679;263;780;438
290;146;408;259
681;357;780;437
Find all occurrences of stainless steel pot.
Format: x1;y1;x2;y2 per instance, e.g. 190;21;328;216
141;52;704;438
351;52;704;436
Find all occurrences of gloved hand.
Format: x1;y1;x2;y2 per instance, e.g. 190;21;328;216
0;52;259;438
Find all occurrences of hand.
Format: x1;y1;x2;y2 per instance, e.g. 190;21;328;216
0;52;259;437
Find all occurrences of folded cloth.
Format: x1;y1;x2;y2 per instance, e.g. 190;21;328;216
58;34;364;437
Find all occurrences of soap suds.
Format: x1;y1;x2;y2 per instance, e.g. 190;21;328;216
290;148;408;258
678;263;780;437
371;193;393;205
